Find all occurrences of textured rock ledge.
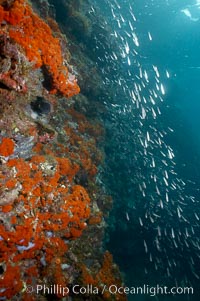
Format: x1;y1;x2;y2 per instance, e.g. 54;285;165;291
0;0;126;300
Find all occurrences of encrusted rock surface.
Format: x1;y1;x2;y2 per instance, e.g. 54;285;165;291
0;0;126;300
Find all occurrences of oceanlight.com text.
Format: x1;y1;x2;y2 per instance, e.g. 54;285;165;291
25;283;194;297
106;284;194;296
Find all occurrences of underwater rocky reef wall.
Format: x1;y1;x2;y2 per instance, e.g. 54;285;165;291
0;0;126;300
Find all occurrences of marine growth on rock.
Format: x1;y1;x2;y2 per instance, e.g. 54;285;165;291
0;0;125;300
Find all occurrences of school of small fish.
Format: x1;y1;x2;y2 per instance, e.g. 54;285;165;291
90;0;200;286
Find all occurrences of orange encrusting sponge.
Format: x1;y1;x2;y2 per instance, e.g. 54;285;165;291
0;0;80;97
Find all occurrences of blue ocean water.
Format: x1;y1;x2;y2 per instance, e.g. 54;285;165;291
35;0;200;298
89;0;200;300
